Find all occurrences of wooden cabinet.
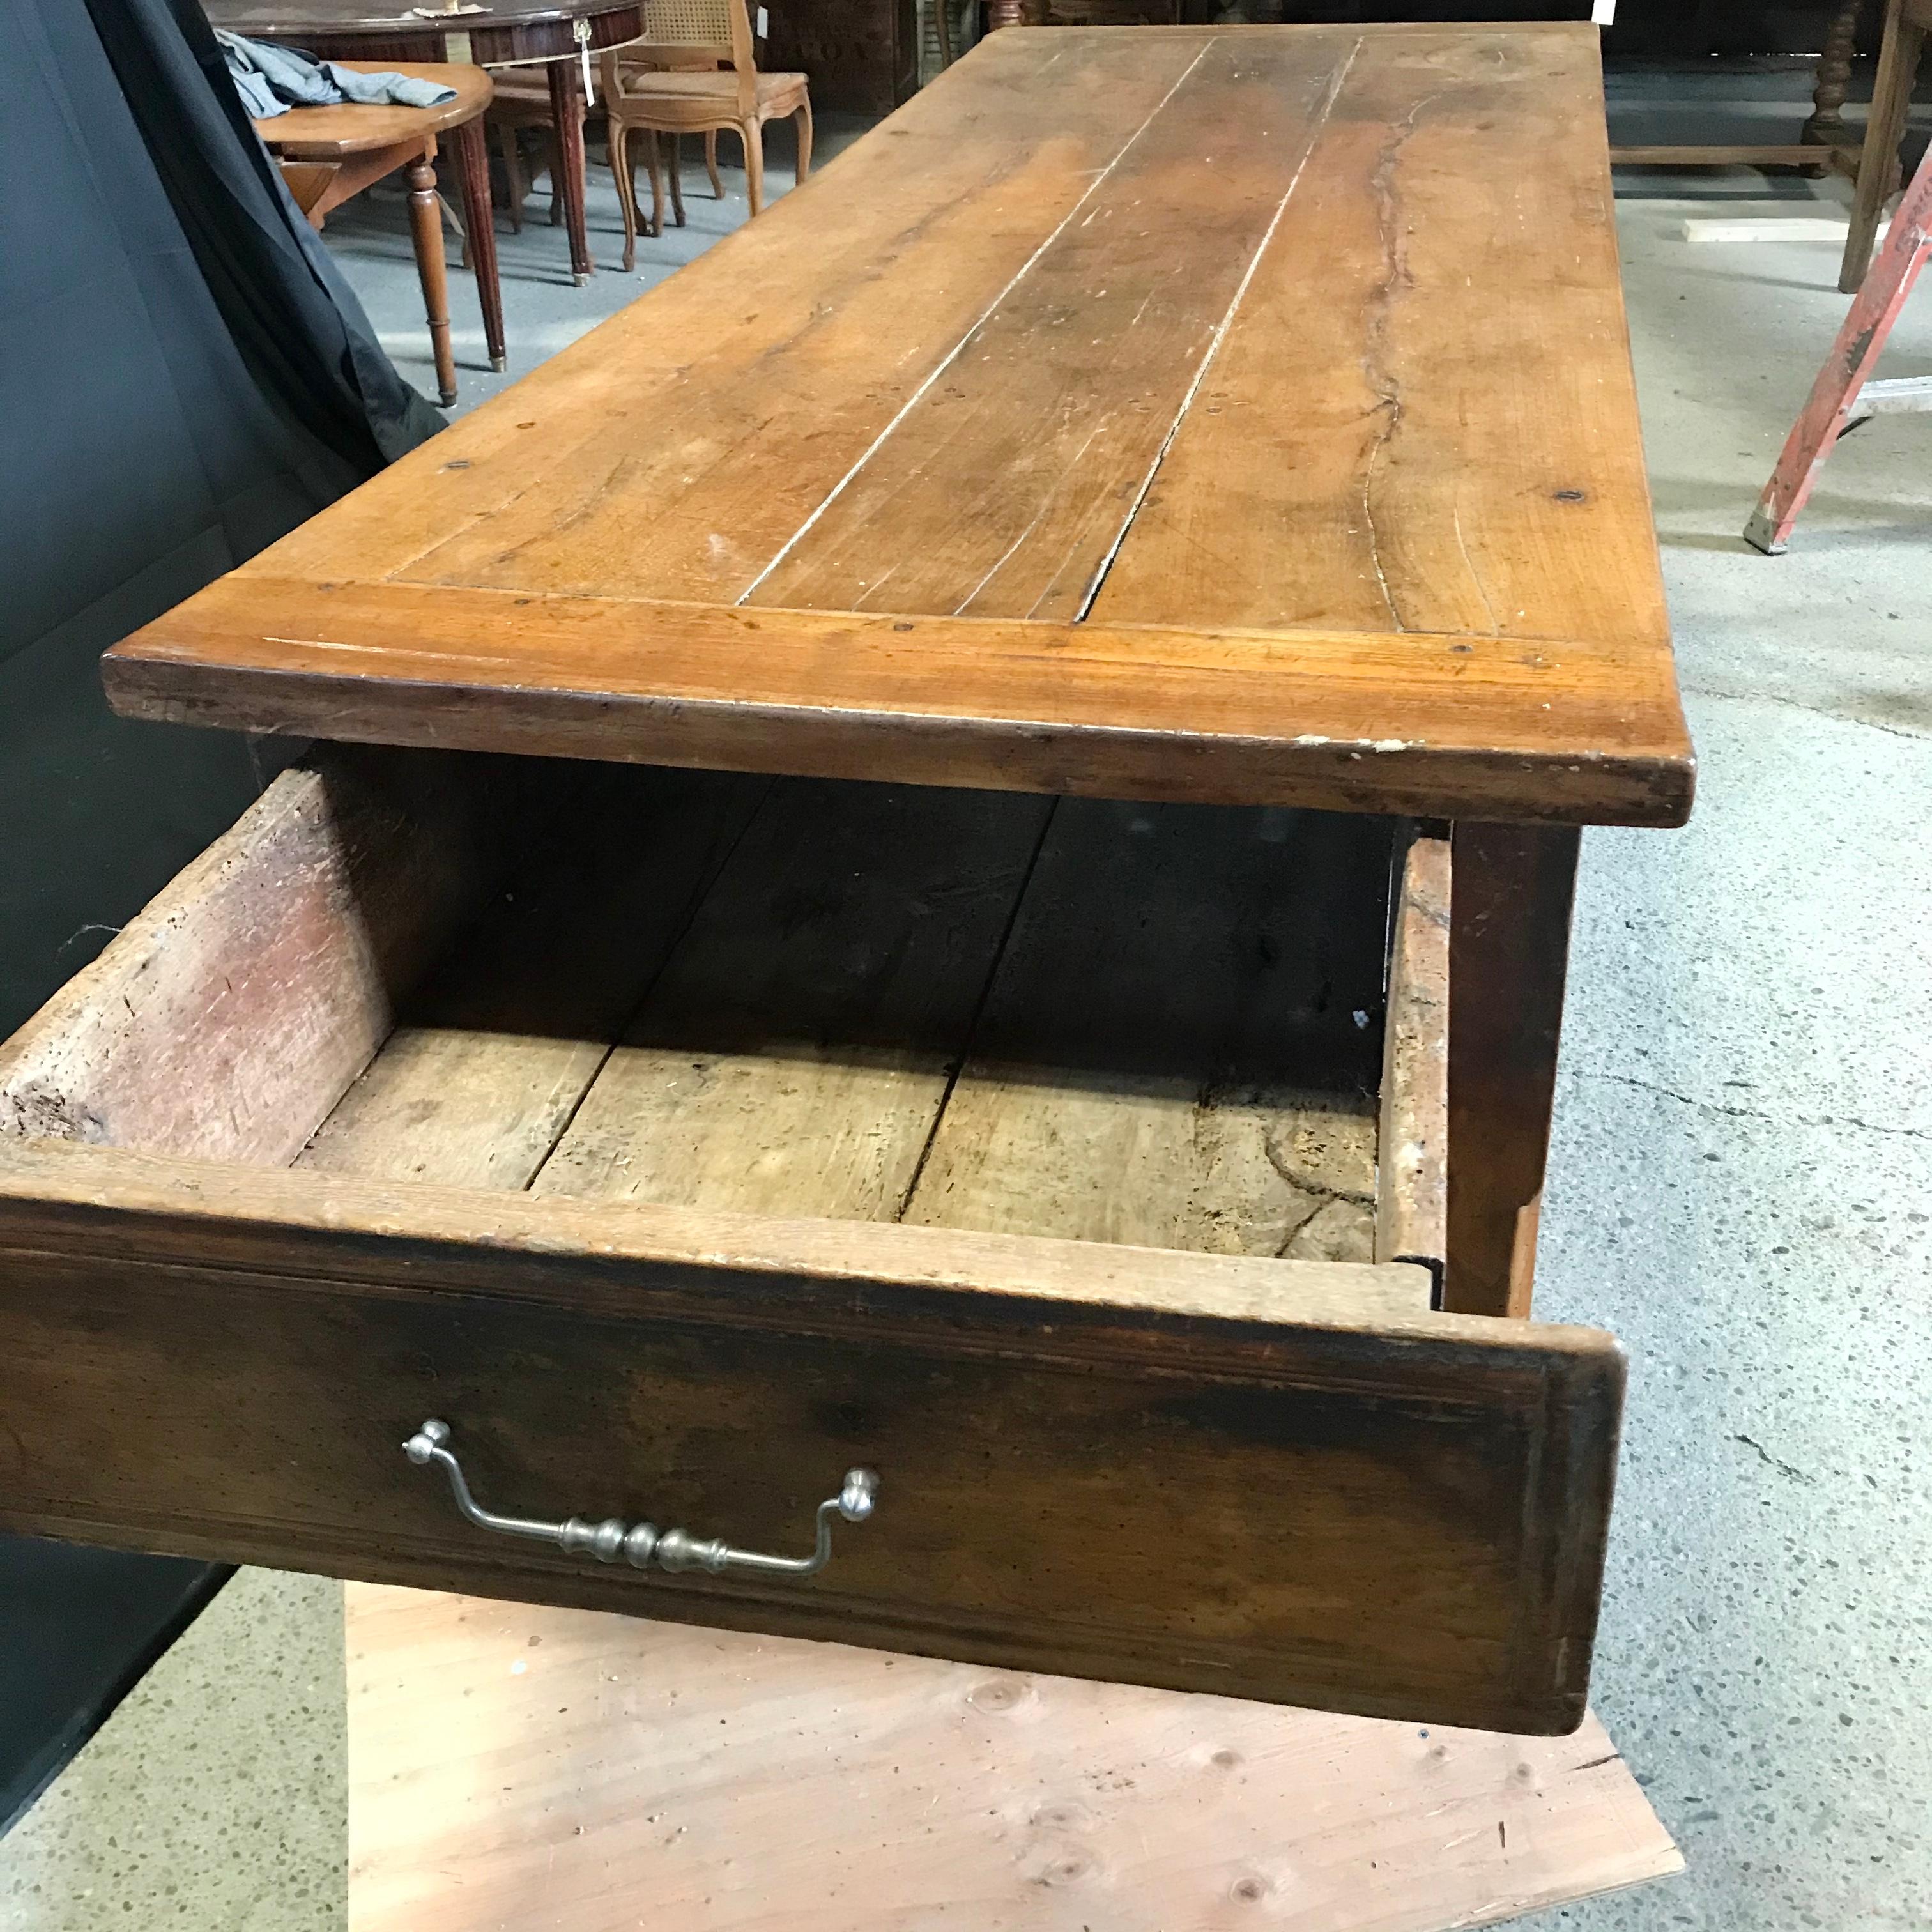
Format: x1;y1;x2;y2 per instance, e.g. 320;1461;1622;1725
767;0;919;111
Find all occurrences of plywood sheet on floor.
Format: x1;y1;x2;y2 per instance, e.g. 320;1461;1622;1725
346;1584;1680;1932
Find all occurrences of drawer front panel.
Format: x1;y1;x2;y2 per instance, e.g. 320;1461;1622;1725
0;1194;1619;1735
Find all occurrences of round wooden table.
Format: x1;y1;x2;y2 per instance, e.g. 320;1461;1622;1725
256;63;500;404
205;0;643;283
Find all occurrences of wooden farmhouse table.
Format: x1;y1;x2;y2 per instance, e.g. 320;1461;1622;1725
204;0;644;282
0;25;1691;1744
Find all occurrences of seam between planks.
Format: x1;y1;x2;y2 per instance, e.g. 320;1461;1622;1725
733;36;1222;607
890;797;1062;1225
519;776;779;1195
1071;34;1365;624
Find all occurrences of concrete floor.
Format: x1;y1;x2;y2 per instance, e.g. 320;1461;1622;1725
5;105;1932;1932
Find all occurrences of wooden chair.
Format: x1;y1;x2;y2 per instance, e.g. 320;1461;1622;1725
600;0;811;270
489;64;723;246
254;61;502;407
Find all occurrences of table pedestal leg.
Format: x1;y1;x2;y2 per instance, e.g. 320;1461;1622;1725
406;145;457;406
449;116;506;371
1443;822;1580;1319
1803;0;1863;150
547;55;594;282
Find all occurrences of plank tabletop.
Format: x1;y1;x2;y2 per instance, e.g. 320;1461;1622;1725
109;24;1692;825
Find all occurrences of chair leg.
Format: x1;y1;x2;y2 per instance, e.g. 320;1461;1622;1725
498;126;526;234
668;134;687;227
439;189;470;271
742;119;764;217
794;97;813;183
612;121;639;272
644;129;666;239
406;150;457;406
1842;0;1924;291
705;128;722;197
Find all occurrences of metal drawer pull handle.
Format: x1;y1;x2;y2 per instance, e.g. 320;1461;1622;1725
402;1420;879;1578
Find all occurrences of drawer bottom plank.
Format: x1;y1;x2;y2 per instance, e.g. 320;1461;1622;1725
905;800;1388;1257
530;781;1054;1218
298;765;767;1191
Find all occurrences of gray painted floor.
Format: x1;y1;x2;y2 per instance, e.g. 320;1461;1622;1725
4;115;1931;1932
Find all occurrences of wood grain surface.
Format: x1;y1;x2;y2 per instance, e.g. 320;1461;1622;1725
0;751;492;1165
105;24;1690;826
0;1131;1618;1733
0;744;1618;1731
345;1583;1682;1932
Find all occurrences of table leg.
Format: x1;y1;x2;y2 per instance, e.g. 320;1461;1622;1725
1804;0;1864;151
406;144;457;406
1443;822;1580;1319
449;116;506;372
546;54;594;283
1840;0;1922;292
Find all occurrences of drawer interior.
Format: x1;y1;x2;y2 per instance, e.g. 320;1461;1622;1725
0;748;1627;1736
0;747;1442;1291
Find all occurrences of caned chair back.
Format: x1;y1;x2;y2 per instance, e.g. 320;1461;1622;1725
632;0;755;74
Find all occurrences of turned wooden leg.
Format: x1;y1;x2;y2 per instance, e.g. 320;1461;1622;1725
987;0;1027;24
1842;0;1922;289
1443;823;1581;1319
546;54;593;280
405;146;457;406
668;131;686;227
1805;0;1864;151
742;119;765;215
449;116;505;373
704;128;722;197
795;96;813;182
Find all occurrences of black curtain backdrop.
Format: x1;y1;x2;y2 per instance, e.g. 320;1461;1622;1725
1;0;436;1832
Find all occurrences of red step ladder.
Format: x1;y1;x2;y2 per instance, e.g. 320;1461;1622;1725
1745;132;1932;553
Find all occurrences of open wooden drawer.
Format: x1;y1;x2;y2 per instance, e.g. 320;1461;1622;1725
0;747;1620;1735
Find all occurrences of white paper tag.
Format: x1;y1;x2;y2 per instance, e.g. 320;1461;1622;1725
757;6;768;35
1591;0;1616;23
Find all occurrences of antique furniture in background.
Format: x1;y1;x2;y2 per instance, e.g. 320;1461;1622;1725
253;61;503;405
764;0;915;111
202;0;644;282
600;0;810;260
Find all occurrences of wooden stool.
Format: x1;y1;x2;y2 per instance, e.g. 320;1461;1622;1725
1745;111;1932;553
255;61;503;408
